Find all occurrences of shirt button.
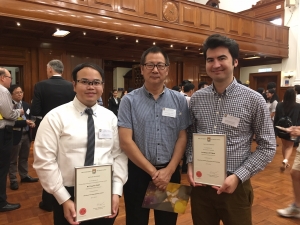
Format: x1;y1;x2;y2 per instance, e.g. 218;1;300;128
157;129;159;131
157;158;160;160
156;115;158;117
158;143;160;145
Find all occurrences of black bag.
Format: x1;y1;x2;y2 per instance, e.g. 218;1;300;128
275;115;293;139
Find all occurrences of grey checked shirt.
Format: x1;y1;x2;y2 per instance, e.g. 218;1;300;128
118;85;191;165
186;79;276;182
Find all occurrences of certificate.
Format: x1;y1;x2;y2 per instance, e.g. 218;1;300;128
193;134;227;186
75;165;112;222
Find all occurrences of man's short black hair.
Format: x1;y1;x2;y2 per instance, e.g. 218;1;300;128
9;84;22;94
184;83;195;93
267;82;276;90
140;46;170;66
198;81;208;89
181;80;191;87
72;63;104;81
172;86;181;92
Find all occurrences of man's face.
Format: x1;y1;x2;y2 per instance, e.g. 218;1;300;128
205;46;238;83
12;87;24;102
113;91;118;98
1;70;12;88
73;67;104;107
140;52;169;86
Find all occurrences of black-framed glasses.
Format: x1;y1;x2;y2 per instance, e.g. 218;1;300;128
77;79;104;87
143;63;168;70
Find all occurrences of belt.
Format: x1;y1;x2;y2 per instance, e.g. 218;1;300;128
154;163;169;169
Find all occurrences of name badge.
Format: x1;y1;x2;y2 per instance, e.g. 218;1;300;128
26;109;30;115
162;108;176;118
221;114;240;128
98;129;113;139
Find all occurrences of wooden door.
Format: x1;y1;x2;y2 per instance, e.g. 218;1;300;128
249;71;281;93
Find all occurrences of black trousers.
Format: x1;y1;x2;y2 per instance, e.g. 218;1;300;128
42;189;53;210
0;126;13;207
53;187;116;225
124;160;180;225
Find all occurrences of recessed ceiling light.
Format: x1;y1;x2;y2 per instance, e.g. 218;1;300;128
185;47;188;49
53;29;70;37
16;22;21;26
170;44;173;48
153;42;156;45
243;56;260;60
136;39;139;43
116;36;118;40
83;32;86;35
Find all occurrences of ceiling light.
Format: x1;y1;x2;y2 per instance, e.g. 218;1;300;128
83;32;86;35
16;22;21;26
136;39;139;43
116;36;118;40
185;47;188;49
170;44;173;48
243;56;260;60
53;29;70;37
153;42;156;45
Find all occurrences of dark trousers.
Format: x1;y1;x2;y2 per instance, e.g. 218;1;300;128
0;127;13;207
41;189;53;210
53;187;116;225
191;179;253;225
124;160;180;225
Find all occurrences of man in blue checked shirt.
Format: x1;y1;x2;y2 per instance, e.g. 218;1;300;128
118;46;191;225
186;34;276;225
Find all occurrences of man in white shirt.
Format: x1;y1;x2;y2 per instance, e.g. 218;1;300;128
33;63;128;225
183;83;195;107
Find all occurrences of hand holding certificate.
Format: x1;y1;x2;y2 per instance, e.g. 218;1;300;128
192;134;227;186
75;165;112;222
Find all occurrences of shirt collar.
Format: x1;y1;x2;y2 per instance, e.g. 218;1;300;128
211;78;237;96
73;96;98;117
142;85;165;98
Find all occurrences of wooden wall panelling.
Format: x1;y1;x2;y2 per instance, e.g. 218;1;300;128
240;18;252;38
59;0;88;5
180;3;197;27
139;0;161;20
275;26;283;43
227;15;240;36
116;0;139;16
214;12;227;33
88;0;115;11
253;22;264;40
182;60;199;87
265;24;275;42
165;61;178;89
177;61;183;86
198;8;212;30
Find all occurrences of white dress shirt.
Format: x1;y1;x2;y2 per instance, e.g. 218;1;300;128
33;97;128;204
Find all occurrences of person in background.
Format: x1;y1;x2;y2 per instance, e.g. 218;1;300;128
263;82;279;102
118;46;190;225
183;83;195;107
33;63;128;225
295;85;300;104
31;59;76;212
277;125;300;218
180;80;191;95
257;87;264;96
172;86;181;92
186;34;276;225
274;88;300;172
120;90;127;99
0;68;23;212
198;81;208;90
108;89;121;117
8;85;38;191
266;89;278;121
97;97;103;106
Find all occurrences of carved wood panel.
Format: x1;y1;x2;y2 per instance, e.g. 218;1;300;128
253;22;264;40
140;0;161;20
89;0;115;11
274;26;283;43
181;4;196;26
265;24;274;42
117;0;139;16
227;16;240;35
214;12;226;33
132;64;144;88
240;18;252;37
59;0;88;5
198;8;212;30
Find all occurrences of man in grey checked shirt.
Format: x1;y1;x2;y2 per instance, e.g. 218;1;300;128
118;46;190;225
186;34;276;225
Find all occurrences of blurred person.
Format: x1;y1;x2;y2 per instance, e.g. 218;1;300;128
0;68;23;212
295;85;300;103
257;87;264;96
33;63;128;225
31;59;76;212
198;81;208;90
274;88;300;171
108;89;121;117
183;83;195;107
8;85;38;191
120;90;127;99
266;89;278;121
172;86;181;92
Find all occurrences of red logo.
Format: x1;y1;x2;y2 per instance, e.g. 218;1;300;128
79;208;86;215
196;171;202;178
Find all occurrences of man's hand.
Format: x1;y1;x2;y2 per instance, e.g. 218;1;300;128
187;163;206;187
212;174;240;194
106;194;119;218
62;199;79;225
26;120;35;128
152;167;173;190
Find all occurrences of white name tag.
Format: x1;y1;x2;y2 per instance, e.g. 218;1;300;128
222;114;240;128
26;109;30;115
98;129;113;139
162;108;176;118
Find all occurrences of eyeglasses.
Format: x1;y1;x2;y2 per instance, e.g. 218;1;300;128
77;79;104;87
13;91;24;95
143;63;168;70
4;75;12;79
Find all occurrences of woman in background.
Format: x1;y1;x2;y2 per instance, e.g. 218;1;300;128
266;89;278;121
120;90;127;99
274;88;300;171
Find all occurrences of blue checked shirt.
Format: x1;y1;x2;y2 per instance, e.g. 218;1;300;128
118;85;191;165
186;79;276;182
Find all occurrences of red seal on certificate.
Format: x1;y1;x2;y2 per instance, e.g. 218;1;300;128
196;171;202;178
79;208;86;215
